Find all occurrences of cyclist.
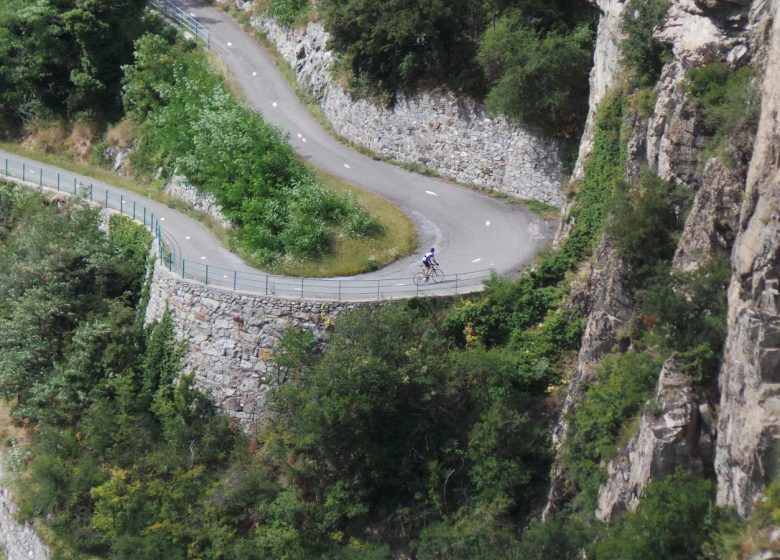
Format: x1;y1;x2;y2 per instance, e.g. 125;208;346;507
422;247;439;282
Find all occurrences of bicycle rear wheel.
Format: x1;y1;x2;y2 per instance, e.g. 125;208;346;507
431;267;444;283
413;271;425;286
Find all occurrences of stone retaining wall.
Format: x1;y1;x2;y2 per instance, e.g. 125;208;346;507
164;174;231;228
144;261;363;427
252;16;564;207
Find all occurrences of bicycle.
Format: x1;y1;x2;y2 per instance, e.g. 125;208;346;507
413;264;443;285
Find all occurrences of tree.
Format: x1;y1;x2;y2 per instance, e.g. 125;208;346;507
478;15;593;137
0;0;153;128
320;0;488;99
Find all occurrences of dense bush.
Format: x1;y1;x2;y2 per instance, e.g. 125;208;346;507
609;169;691;286
270;0;310;26
320;0;489;99
478;17;593;137
266;304;553;551
621;0;672;87
124;33;379;264
639;256;730;383
319;0;596;137
686;61;760;156
594;471;716;560
564;352;662;492
0;0;158;129
0;184;152;423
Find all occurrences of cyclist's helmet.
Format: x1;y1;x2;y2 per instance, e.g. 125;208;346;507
430;247;435;252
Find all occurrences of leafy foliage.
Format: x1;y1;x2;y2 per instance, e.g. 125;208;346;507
564;352;662;493
639;256;730;383
686;62;760;156
123;33;379;265
319;0;595;137
320;0;489;99
0;184;151;421
266;304;553;550
270;0;311;26
0;0;157;129
621;0;672;87
594;471;716;560
609;169;691;286
478;17;593;137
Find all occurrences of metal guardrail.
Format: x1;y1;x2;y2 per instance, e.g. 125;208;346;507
149;0;211;47
1;154;496;301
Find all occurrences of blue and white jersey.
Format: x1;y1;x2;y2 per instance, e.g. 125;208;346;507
423;250;435;264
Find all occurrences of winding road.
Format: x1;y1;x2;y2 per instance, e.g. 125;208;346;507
2;1;555;299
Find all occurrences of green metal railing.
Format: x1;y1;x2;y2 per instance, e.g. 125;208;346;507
2;154;496;301
149;0;211;48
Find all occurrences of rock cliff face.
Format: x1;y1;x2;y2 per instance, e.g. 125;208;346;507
548;0;776;521
596;357;716;520
0;448;51;560
715;0;780;518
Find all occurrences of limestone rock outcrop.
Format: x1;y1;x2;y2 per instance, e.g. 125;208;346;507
715;0;780;518
596;358;715;520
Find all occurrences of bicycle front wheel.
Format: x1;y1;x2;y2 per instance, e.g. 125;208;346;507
430;268;444;283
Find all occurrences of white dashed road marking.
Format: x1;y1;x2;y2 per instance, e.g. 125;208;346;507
252;71;257;76
302;138;307;143
425;190;437;196
160;217;165;221
344;163;351;169
201;256;207;260
185;236;191;240
472;258;482;263
528;222;547;240
485;220;491;226
272;101;278;107
226;42;232;47
297;133;302;138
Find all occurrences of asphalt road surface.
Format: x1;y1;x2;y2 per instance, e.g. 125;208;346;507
169;0;555;280
1;2;556;298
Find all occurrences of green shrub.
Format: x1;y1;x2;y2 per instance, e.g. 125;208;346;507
639;255;730;383
565;352;662;492
621;0;672;87
479;19;594;137
124;34;378;264
686;62;760;156
270;0;310;26
609;169;691;286
594;471;716;560
321;0;488;99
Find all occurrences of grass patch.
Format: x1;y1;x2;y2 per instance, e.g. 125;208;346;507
260;168;417;276
518;198;560;220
